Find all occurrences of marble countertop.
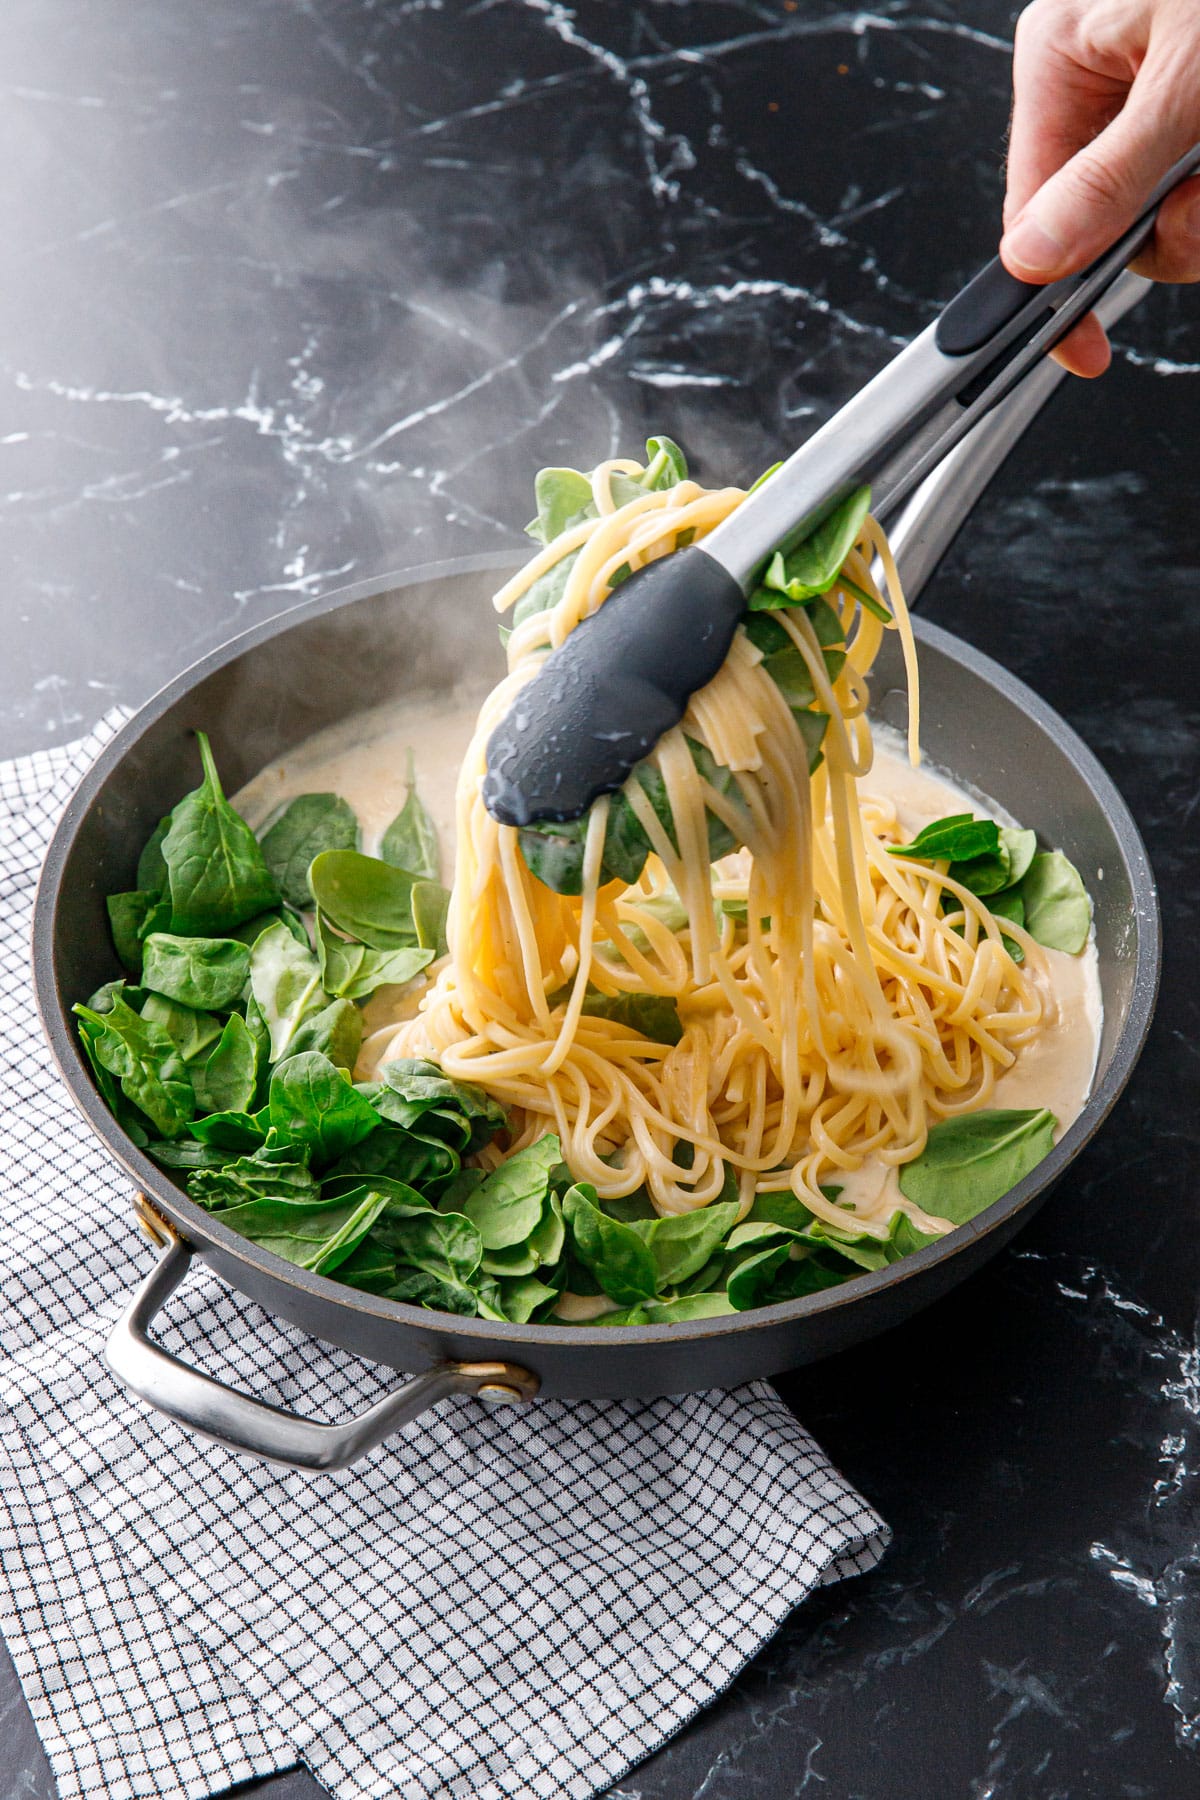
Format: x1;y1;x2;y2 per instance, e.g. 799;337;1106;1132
4;2;1199;1795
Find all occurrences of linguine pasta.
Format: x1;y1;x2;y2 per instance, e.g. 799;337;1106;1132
373;461;1053;1245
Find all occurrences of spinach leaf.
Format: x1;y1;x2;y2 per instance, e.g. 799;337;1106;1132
511;545;582;629
887;813;1001;865
286;996;363;1071
747;1190;815;1233
461;1135;561;1250
727;1240;795;1310
308;849;416;950
595;1291;738;1326
898;1108;1058;1225
385;1268;480;1316
792;709;829;772
643;434;688;488
377;1206;484;1286
140;932;250;1011
380;749;440;881
1000;826;1037;887
336;1240;398;1294
575;991;683;1047
528;466;594;544
136;814;172;896
326;1121;456;1189
640;1201;741;1289
213;1184;394;1275
751;487;871;609
192;1108;269;1152
188;1144;319;1210
379;1058;507;1152
518;815;589;896
267;1052;379;1166
146;1137;236;1172
140;992;222;1063
86;978;141;1015
496;1273;561;1323
411;881;450;958
106;891;161;975
563;1184;659;1306
192;1013;258;1116
162;732;280;934
1017;851;1091;953
314;913;431;1001
248;921;325;1063
259;792;359;910
73;994;193;1139
228;908;309;948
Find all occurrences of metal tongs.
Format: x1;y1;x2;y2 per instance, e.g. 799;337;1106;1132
482;144;1200;828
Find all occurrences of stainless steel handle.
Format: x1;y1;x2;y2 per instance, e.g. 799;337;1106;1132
886;270;1152;603
105;1203;539;1471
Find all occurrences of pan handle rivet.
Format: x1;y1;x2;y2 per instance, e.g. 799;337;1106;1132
477;1383;525;1405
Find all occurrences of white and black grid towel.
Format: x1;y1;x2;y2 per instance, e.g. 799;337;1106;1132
0;714;888;1800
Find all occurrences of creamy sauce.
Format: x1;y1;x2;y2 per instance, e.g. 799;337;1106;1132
235;705;1102;1236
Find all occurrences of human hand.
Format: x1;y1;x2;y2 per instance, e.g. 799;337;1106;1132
1002;0;1200;376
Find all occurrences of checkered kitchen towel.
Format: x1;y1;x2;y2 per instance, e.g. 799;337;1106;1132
0;714;888;1800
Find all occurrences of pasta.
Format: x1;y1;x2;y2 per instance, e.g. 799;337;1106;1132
370;452;1056;1247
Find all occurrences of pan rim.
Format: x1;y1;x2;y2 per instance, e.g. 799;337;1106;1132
32;553;1162;1353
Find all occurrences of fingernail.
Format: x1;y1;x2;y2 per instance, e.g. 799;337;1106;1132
1002;213;1066;276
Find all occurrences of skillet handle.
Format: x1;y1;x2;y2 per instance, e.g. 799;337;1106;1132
104;1201;539;1471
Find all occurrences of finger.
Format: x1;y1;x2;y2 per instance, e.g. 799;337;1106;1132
1048;310;1112;378
1002;64;1198;281
1129;173;1200;282
1004;7;1128;228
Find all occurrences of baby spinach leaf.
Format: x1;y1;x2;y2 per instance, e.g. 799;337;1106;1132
888;813;1000;865
308;849;416;950
762;1254;855;1301
999;826;1037;887
228;908;309;948
85;978;141;1015
379;1058;507;1152
1016;851;1091;953
192;1108;269;1153
259;792;359;910
146;1137;236;1172
563;1184;658;1306
751;486;871;609
528;466;594;544
747;1190;814;1233
286;996;363;1071
73;995;193;1139
576;991;683;1047
192;1013;258;1117
899;1108;1058;1224
496;1273;562;1323
380;749;440;882
727;1240;795;1310
213;1184;394;1275
792;709;829;772
136;814;172;897
107;891;162;975
511;545;582;629
140;932;250;1011
601;1186;658;1224
639;1201;741;1289
644;434;688;487
411;881;450;958
326;1122;456;1190
385;1268;480;1316
139;992;222;1063
268;1052;379;1166
377;1206;484;1286
461;1135;561;1250
162;732;280;934
335;1240;398;1294
249;921;325;1063
188;1144;319;1210
518;815;588;896
595;1291;738;1325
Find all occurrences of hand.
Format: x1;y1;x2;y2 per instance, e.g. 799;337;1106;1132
1002;0;1200;377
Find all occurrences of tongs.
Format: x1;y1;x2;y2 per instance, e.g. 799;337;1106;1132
482;144;1200;828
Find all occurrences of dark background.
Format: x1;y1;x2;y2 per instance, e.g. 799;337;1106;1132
3;2;1199;1795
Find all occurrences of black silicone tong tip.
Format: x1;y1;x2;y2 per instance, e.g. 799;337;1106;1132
481;546;746;827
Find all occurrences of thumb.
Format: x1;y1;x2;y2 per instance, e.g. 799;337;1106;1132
1001;71;1195;281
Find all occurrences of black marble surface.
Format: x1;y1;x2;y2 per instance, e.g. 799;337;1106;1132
3;2;1199;1796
